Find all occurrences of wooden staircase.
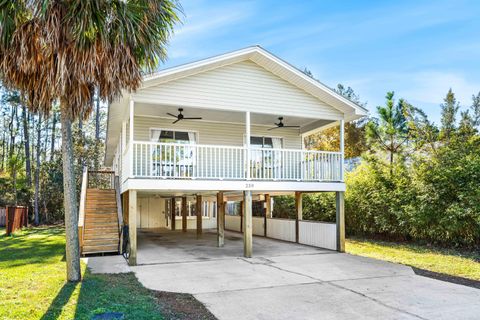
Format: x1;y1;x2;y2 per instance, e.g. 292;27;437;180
79;170;122;255
82;189;119;254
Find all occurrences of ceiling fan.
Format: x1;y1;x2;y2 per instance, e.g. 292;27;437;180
167;108;202;124
268;117;300;130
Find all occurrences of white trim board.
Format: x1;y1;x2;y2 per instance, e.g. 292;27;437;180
122;178;346;193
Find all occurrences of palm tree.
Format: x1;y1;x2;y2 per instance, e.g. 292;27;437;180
0;0;180;281
366;92;409;175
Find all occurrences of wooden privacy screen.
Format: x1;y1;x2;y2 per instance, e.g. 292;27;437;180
0;207;5;227
5;206;28;235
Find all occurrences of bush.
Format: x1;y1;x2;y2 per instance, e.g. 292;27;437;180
345;156;414;240
345;138;480;248
272;193;335;222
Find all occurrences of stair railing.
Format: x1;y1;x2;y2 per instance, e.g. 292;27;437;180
114;175;123;235
87;170;115;189
78;167;88;253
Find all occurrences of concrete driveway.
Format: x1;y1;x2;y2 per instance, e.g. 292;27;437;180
87;230;480;320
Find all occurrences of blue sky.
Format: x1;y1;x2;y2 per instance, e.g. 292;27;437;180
162;0;480;123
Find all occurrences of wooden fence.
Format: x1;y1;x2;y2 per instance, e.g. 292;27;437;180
5;206;28;235
0;207;5;227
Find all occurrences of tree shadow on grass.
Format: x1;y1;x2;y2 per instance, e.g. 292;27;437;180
0;227;66;268
39;281;79;320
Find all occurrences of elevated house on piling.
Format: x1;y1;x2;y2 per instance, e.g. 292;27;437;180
79;46;367;265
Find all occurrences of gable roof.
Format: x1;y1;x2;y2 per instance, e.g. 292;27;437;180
105;46;368;165
137;45;368;120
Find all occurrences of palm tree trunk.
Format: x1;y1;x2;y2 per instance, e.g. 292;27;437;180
34;114;41;225
22;105;32;187
94;92;100;170
95;92;100;140
60;108;81;282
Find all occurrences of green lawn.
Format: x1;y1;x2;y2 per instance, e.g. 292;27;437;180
346;237;480;281
0;226;165;320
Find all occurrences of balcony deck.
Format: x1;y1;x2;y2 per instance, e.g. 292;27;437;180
128;141;342;181
117;141;344;193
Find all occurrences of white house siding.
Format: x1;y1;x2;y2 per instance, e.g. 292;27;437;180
137;195;218;230
133;61;343;121
137;196;167;229
132;116;302;148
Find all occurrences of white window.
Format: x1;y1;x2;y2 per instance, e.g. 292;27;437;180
150;129;197;177
202;201;210;217
150;129;196;144
212;201;217;218
250;136;282;149
249;136;283;179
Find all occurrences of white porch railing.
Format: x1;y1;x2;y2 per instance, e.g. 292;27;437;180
130;141;343;182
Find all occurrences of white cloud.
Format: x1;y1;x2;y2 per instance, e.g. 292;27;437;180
402;71;478;105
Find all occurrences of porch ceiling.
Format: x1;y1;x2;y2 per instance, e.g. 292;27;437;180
134;102;334;128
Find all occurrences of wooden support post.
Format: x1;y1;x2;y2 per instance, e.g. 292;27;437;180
182;196;187;232
128;189;137;266
265;194;272;218
217;192;225;247
240;200;244;232
243;191;253;257
196;195;203;237
170;198;176;231
336;191;345;252
264;194;271;237
295;191;302;243
224;201;226;230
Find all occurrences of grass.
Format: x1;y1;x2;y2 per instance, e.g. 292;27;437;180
0;226;165;320
346;237;480;281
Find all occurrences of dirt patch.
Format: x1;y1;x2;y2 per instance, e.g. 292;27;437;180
413;267;480;289
153;291;217;320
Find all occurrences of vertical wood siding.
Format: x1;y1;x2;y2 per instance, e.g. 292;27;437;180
252;216;264;236
225;215;241;232
266;218;296;242
298;221;337;250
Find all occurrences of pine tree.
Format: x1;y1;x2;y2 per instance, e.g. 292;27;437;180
440;89;460;141
366;92;409;175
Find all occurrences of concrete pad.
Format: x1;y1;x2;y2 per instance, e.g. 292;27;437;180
84;255;130;274
269;252;414;281
137;229;326;265
94;229;479;320
334;275;480;320
196;282;417;320
132;258;316;294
